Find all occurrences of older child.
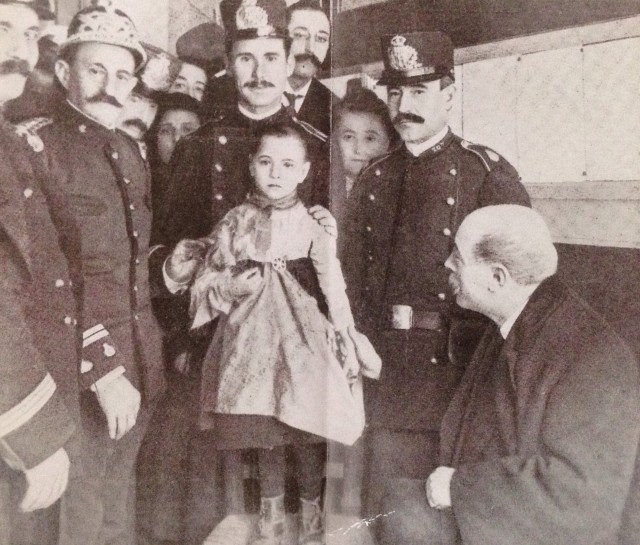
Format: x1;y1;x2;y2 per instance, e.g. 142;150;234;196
190;122;378;545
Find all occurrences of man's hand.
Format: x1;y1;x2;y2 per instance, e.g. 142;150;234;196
166;239;208;284
309;205;337;238
426;466;455;510
336;326;360;384
94;375;141;440
20;448;70;512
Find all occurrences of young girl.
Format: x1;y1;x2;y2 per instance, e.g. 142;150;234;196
190;122;378;545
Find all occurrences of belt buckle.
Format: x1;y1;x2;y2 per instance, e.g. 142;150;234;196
391;304;413;330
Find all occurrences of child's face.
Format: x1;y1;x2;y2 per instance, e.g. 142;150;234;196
250;135;310;200
337;111;391;178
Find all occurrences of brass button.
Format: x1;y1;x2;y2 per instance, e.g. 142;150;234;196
63;316;73;325
134;314;140;321
430;357;438;364
111;152;119;160
365;226;372;232
443;228;451;236
132;231;139;238
133;285;138;292
218;135;227;145
449;168;457;176
55;279;65;288
214;193;223;201
23;188;33;198
123;178;131;185
368;255;374;261
375;169;381;176
446;197;455;206
129;204;135;211
135;258;141;264
368;194;375;201
79;125;87;133
438;293;446;301
214;163;223;172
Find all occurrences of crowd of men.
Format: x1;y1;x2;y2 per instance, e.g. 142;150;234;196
1;0;639;544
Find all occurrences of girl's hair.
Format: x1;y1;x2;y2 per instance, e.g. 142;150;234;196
250;121;310;160
332;86;398;143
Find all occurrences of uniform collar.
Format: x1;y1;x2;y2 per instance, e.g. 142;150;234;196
63;100;116;131
238;101;285;121
404;125;450;157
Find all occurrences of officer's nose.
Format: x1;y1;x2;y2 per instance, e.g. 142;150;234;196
254;58;265;80
7;30;29;64
444;253;455;272
104;74;119;98
398;91;412;115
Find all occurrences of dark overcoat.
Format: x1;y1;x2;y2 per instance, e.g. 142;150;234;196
344;129;531;432
441;276;640;545
296;77;333;137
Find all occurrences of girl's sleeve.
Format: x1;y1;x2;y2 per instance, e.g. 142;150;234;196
308;209;355;330
190;214;238;325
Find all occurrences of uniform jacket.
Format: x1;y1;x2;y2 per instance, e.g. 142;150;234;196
344;129;531;431
441;276;640;545
23;102;165;402
295;78;333;137
0;125;77;472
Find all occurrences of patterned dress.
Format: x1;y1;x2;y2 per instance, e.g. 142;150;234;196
196;196;364;448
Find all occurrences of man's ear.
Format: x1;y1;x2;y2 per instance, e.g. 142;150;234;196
443;84;456;113
124;76;138;97
489;263;508;291
54;59;71;90
286;53;295;78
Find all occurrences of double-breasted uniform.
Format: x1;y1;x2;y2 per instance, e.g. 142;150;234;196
345;129;531;433
20;102;164;545
0;123;78;542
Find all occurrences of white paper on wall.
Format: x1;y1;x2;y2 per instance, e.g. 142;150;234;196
516;46;585;184
584;37;640;181
462;55;519;171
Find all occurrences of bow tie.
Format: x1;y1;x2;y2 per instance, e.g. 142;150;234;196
284;92;303;108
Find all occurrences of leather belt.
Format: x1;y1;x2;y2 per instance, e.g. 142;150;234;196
388;305;445;331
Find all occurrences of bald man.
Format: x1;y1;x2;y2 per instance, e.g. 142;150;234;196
380;205;640;545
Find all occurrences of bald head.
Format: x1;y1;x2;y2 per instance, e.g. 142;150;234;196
459;205;557;286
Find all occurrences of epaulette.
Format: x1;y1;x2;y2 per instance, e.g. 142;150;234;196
14;117;52;153
460;140;503;172
292;116;328;143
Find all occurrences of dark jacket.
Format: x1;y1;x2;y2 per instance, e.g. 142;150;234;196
22;103;165;402
0;125;77;472
344;129;531;431
295;78;333;137
441;276;640;545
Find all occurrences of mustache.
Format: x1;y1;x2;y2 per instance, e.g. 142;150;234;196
87;91;123;108
0;59;31;77
244;79;275;89
294;52;322;67
122;118;149;133
393;112;425;125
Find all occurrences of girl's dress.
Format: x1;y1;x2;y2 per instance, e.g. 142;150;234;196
193;194;365;448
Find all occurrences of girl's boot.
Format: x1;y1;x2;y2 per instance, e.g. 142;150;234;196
299;496;324;545
253;494;286;545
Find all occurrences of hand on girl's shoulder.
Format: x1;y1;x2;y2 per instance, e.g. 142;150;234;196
307;205;337;238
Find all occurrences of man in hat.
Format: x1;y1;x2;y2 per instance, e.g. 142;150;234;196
150;0;331;540
343;30;531;520
0;0;79;543
18;3;165;544
380;205;640;545
171;22;230;107
285;0;333;135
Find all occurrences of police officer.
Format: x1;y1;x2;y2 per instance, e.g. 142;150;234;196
344;30;531;519
20;3;165;544
0;1;79;543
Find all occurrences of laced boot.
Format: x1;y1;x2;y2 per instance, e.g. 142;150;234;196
252;494;286;545
298;496;324;545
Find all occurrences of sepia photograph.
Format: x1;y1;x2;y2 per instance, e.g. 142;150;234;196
1;0;639;544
